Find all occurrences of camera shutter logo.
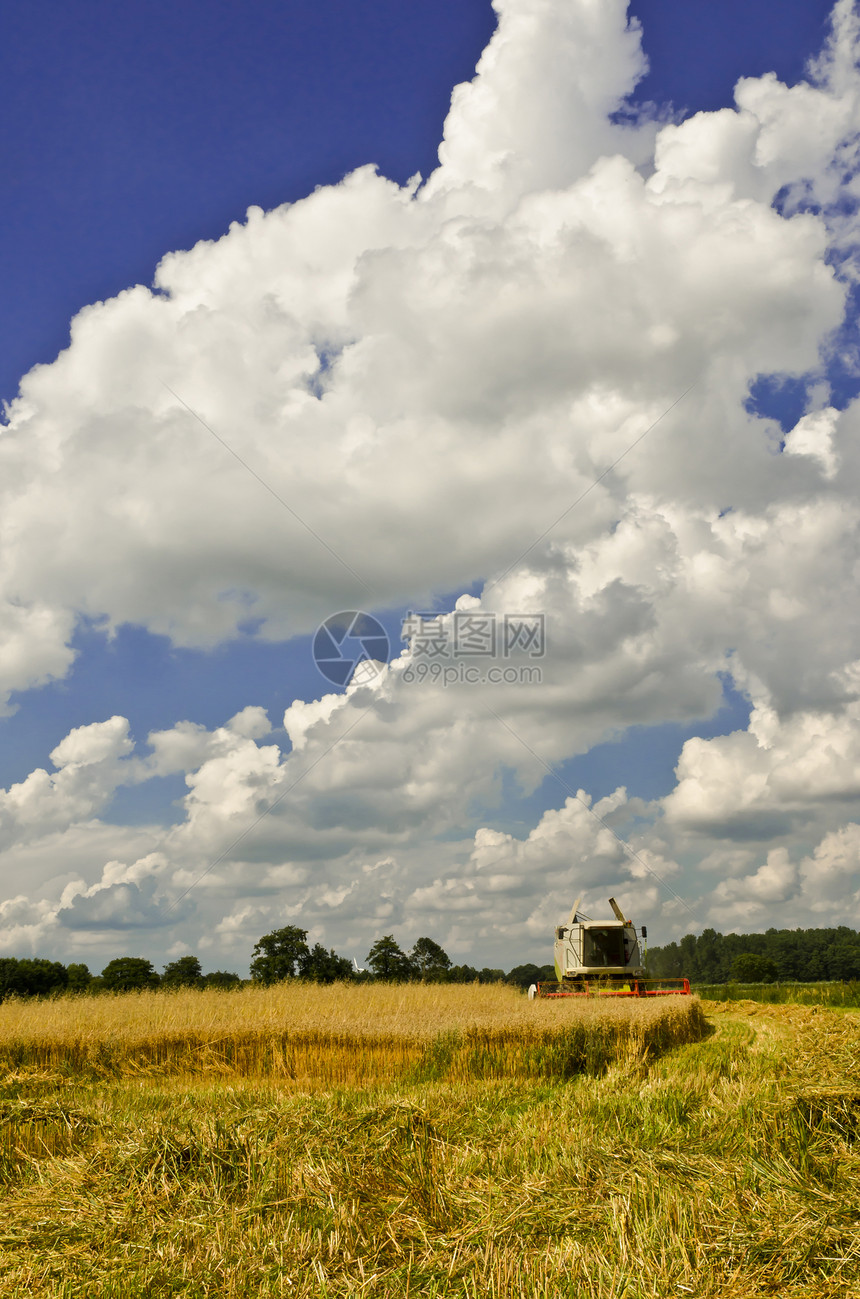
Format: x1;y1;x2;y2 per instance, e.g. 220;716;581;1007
312;611;390;686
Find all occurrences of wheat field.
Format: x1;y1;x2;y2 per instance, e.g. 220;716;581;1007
0;999;858;1296
0;983;704;1082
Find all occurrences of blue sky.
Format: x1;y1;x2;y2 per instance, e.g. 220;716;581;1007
1;0;830;775
3;0;835;407
2;0;859;970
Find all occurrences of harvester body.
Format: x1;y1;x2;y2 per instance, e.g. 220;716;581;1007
554;917;643;983
531;897;690;998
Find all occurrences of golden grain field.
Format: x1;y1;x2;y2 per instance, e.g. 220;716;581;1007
0;983;705;1083
1;1000;859;1297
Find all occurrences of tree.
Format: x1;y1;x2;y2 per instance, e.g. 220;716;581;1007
825;939;860;982
204;970;242;989
162;955;205;988
730;953;779;983
101;957;160;992
66;963;93;992
631;926;860;985
299;944;354;983
250;927;309;984
507;963;554;989
679;933;700;980
0;958;70;999
648;941;684;979
410;937;452;981
0;958;29;1001
16;959;68;997
365;935;415;981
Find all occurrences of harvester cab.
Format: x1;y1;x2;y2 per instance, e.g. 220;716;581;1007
554;896;644;983
529;897;690;999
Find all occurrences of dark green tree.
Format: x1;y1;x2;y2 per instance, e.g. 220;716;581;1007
730;953;779;983
0;958;28;1000
250;926;310;984
162;955;205;988
410;937;452;981
299;944;354;983
695;929;725;982
679;933;699;979
647;925;860;985
507;963;554;989
66;963;92;992
100;957;160;992
648;941;684;978
365;935;415;981
0;958;69;999
204;970;242;989
16;959;68;997
824;939;860;981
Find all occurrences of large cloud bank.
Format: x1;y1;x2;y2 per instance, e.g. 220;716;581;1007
3;0;860;967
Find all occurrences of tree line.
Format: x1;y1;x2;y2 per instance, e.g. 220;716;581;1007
0;927;555;1000
648;925;860;984
7;922;860;1000
0;955;242;1000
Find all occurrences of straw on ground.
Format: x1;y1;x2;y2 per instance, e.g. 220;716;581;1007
2;993;858;1296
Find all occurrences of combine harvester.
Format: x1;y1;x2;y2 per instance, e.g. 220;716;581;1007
528;897;691;998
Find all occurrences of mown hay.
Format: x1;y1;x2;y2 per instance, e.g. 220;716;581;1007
0;1004;858;1297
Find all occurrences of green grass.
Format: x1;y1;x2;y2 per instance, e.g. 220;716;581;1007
0;1001;858;1296
694;980;860;1006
